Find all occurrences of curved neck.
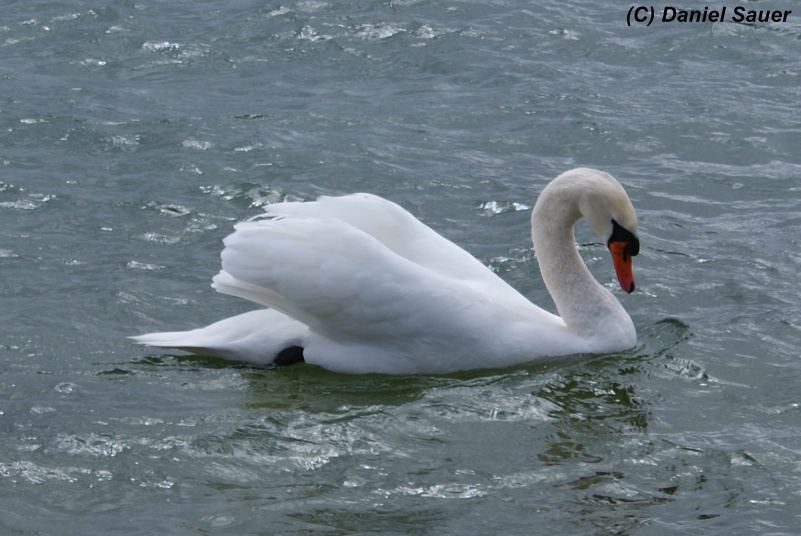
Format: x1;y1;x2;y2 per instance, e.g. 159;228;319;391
530;188;625;337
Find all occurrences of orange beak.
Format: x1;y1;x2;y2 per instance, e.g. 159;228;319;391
609;241;636;293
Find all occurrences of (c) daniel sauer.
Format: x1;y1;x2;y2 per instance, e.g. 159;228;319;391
662;6;792;23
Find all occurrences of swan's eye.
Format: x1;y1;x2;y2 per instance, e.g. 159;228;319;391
608;219;639;259
628;237;640;257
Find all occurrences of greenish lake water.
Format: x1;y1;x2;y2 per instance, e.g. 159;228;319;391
2;1;800;534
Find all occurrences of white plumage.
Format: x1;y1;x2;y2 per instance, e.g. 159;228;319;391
132;168;640;374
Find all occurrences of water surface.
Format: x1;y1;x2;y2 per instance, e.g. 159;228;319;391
2;1;801;534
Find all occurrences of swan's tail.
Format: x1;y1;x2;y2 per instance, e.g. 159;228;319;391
129;309;308;366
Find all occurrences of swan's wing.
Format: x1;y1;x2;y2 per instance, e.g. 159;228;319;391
210;213;557;372
257;194;533;307
212;215;469;335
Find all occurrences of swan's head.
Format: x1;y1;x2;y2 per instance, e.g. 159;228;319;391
573;169;640;293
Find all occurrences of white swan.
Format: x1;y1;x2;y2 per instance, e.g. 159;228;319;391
131;168;640;374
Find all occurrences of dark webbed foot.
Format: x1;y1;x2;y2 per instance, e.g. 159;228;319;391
272;345;305;367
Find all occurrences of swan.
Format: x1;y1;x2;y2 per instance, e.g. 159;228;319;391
131;168;640;374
